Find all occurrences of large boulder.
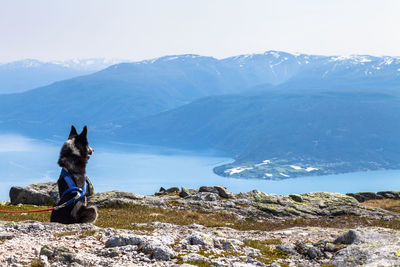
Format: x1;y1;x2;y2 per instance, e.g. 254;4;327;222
330;228;400;266
87;191;145;208
9;182;59;205
346;192;382;202
9;182;144;207
251;191;394;218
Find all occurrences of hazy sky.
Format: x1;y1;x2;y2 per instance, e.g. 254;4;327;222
1;0;400;62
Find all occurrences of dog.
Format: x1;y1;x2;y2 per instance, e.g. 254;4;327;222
50;125;98;224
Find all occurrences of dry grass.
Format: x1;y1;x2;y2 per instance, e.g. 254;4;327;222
2;203;400;232
362;199;400;213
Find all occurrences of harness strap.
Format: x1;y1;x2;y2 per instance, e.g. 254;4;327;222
57;169;87;208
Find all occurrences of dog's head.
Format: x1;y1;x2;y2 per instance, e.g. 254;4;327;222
64;125;94;161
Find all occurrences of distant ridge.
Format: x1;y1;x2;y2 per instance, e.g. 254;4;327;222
0;58;124;94
1;51;400;178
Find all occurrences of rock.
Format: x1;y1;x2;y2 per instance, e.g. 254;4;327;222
199;186;218;194
252;191;392;218
105;234;143;248
214;186;234;199
334;230;360;245
307;247;322;259
88;191;144;208
289;194;303;202
165;187;179;194
346;192;382;202
181;253;210;264
105;234;175;260
214;238;244;250
179;186;190;198
184;232;214;248
330;228;400;266
324;242;340;252
40;245;76;263
140;241;175;260
0;233;14;240
377;191;400;199
9;182;58;205
155;187;166;196
276;243;298;255
185;192;219;201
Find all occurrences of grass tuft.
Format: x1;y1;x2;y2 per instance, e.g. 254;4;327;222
243;239;289;264
362;199;400;213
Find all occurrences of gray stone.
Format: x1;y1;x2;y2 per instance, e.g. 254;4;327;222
40;245;76;263
289;194;303;203
186;192;219;202
105;234;144;248
140;241;175;260
307;247;322;259
165;187;179;194
199;186;218;194
377;191;400;199
214;186;234;199
0;232;14;240
324;242;339;252
179;186;190;198
330;228;400;266
346;192;382;202
334;230;360;245
88;191;144;208
9;182;58;205
184;232;214;248
276;243;298;255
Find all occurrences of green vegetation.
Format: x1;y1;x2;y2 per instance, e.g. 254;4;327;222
1;200;400;232
26;258;44;267
243;239;289;264
362;199;400;213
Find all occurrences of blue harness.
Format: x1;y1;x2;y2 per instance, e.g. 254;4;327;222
56;169;87;209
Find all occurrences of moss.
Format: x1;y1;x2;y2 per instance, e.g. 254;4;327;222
244;239;289;264
26;258;45;267
196;248;244;259
395;250;400;257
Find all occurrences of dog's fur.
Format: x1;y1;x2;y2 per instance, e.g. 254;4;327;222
50;126;98;224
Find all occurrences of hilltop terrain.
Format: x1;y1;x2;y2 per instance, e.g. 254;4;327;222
2;183;400;266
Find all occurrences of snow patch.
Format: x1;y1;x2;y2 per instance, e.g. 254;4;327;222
225;167;253;175
290;165;302;170
255;160;271;166
305;167;318;172
280;173;290;178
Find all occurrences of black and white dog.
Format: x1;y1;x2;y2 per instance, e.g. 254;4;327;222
50;125;98;224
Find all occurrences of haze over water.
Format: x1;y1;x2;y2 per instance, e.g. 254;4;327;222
0;134;399;201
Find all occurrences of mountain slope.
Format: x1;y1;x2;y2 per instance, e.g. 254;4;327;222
0;59;121;94
1;51;400;143
120;88;400;177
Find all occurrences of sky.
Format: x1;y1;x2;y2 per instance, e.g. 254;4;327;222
1;0;400;62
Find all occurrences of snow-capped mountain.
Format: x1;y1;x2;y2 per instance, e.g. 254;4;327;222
0;58;126;94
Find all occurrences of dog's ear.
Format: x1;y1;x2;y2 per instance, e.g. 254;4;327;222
80;126;88;138
68;125;78;139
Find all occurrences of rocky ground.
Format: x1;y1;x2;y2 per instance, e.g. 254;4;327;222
2;184;400;266
1;221;400;266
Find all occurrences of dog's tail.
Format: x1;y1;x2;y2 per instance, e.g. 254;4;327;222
78;205;98;223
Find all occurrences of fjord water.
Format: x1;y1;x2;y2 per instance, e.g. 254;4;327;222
1;134;400;201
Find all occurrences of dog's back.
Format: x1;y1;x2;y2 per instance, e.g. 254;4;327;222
50;126;98;224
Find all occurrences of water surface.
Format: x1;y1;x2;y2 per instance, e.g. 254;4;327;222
0;135;399;200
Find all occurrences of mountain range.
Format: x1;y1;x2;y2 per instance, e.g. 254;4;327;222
0;58;123;94
1;51;400;178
